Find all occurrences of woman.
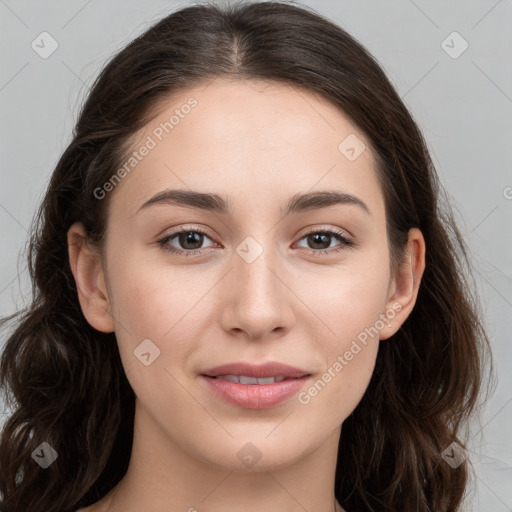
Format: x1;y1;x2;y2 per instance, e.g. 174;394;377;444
0;1;492;511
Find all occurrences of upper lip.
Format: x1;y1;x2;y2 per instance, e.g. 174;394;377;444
202;362;310;379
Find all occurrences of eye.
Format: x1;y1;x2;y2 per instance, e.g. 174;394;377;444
294;228;354;256
156;226;217;256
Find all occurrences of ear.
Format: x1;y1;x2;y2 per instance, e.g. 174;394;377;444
67;222;115;333
379;227;426;340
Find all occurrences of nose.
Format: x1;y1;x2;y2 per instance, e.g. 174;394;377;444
219;239;296;341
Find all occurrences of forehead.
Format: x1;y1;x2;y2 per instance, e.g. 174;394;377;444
107;78;382;219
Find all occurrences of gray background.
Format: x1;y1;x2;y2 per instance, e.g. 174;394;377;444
1;0;511;510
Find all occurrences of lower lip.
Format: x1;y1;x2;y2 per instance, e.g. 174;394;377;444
200;375;311;409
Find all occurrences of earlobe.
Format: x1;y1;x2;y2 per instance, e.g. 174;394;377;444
380;228;426;340
67;222;115;333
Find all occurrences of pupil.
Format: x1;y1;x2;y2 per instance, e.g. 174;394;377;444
181;231;202;249
310;233;330;249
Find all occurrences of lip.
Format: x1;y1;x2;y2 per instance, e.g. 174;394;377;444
200;374;311;409
201;361;310;379
200;362;312;409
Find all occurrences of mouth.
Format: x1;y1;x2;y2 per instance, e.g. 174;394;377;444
200;373;312;409
201;361;310;379
203;374;303;384
199;361;312;409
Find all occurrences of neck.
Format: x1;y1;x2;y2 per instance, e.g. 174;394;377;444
99;399;345;512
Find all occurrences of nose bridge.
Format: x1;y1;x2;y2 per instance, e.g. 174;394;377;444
235;232;282;304
221;231;293;337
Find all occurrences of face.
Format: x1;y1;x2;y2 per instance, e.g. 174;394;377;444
72;78;417;472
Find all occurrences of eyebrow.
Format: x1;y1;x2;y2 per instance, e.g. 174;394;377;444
137;189;371;216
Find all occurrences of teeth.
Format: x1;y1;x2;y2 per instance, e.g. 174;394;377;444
222;375;241;383
239;376;259;385
253;377;278;385
214;375;288;384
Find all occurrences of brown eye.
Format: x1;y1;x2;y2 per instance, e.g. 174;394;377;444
176;231;204;250
157;227;217;255
295;229;354;255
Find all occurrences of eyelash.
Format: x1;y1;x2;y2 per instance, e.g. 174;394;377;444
156;226;354;257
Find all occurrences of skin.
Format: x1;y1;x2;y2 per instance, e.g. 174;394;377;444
68;78;425;512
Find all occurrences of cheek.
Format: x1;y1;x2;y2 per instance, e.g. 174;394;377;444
292;252;388;413
298;296;382;427
105;251;221;388
107;246;196;336
296;251;391;343
107;268;198;408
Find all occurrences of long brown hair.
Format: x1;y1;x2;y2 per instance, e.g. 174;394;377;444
0;1;493;511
